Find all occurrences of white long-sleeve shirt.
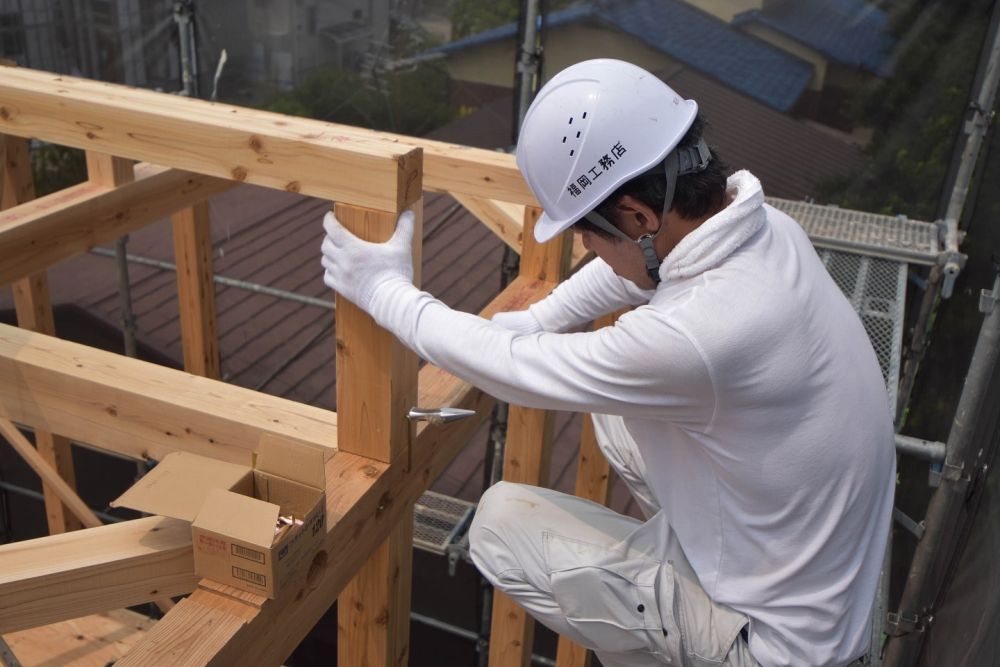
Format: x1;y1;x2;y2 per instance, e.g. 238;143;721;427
371;170;896;666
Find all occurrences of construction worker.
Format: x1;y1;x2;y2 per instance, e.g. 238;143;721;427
320;59;896;667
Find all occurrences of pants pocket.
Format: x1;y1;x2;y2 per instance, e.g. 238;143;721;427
673;573;748;666
544;531;669;656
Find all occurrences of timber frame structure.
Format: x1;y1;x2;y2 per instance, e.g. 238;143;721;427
0;64;605;666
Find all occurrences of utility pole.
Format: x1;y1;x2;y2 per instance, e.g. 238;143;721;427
174;0;199;97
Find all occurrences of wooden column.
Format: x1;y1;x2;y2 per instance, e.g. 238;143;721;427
172;202;220;378
2;134;82;534
489;207;573;667
334;196;423;667
554;312;621;667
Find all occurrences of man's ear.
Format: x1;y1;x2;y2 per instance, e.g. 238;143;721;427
616;195;662;234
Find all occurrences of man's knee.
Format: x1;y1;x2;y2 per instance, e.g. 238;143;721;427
469;481;535;583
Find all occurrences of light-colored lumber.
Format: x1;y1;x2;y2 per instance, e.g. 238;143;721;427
4;133;84;535
172;202;221;379
0;516;197;634
85;151;135;187
2;609;154;667
452;192;524;253
0;162;233;286
0;66;422;211
116;276;556;666
333;200;423;667
0;323;337;463
0;420;100;529
490;207;574;667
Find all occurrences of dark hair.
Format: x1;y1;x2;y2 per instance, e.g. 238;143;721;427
586;115;728;237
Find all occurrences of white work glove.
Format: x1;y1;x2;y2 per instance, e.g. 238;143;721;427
320;210;415;314
491;309;543;335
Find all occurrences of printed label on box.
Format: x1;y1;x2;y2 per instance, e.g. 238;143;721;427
197;533;227;557
232;543;265;564
232;566;267;588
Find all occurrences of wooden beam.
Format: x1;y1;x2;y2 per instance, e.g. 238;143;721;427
452;192;524;253
0;323;337;463
0;67;422;211
116;277;557;666
0;162;233;286
2;133;84;535
490;207;574;667
0;420;100;529
3;609;155;666
0;516;197;634
333;200;423;667
172;202;220;379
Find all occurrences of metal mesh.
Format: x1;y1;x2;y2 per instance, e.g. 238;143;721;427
770;198;940;265
413;490;475;554
819;249;907;410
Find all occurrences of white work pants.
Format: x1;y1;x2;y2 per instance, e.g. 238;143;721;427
469;414;758;667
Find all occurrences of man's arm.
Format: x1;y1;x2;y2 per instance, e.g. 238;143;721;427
523;256;654;332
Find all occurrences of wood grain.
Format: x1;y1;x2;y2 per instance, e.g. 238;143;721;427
0;324;337;463
0;67;422;211
172;202;220;379
3;609;155;667
0;516;197;633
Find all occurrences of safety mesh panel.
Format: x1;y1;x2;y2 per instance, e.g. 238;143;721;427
770;198;940;265
413;490;475;554
819;249;907;410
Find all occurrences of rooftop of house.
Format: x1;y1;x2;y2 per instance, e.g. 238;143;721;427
428;0;815;112
733;0;895;75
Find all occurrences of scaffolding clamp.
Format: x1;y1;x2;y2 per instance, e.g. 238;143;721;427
979;273;1000;314
885;610;931;637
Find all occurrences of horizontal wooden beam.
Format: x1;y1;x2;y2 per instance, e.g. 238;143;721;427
116;277;557;666
0;516;197;634
0;323;337;464
0;66;422;211
0;162;232;285
3;609;155;666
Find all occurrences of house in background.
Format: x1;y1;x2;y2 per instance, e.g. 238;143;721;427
0;0;179;90
428;0;814;113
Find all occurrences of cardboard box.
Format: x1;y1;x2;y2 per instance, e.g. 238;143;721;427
112;436;328;598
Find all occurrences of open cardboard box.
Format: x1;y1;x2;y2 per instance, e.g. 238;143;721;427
112;435;330;598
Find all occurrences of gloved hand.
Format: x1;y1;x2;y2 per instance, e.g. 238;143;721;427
320;209;415;313
491;309;543;335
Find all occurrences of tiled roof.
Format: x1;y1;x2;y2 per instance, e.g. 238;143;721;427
733;0;894;75
429;0;814;112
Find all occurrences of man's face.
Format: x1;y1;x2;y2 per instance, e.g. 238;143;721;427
575;223;657;289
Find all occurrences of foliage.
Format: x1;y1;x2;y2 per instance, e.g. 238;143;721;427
262;63;454;136
31;143;87;196
817;0;984;222
449;0;578;40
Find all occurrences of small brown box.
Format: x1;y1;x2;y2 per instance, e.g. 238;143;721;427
112;436;328;598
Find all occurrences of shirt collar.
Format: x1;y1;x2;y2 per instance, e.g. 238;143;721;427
659;170;766;282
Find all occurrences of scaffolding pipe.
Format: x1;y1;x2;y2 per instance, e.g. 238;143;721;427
894;434;946;463
173;1;198;97
90;247;334;310
884;273;1000;665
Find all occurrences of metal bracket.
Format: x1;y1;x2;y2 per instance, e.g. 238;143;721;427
979;274;1000;314
885;610;931;637
407;407;477;425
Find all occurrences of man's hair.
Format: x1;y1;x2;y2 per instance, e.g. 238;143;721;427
584;115;728;237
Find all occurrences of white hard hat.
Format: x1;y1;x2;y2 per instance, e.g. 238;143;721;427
516;59;698;243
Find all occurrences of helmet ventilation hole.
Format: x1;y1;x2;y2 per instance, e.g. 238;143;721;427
562;136;566;143
576;131;581;138
582;111;587;119
568;117;573;124
569;149;575;156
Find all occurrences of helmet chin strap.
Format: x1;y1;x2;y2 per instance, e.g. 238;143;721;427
637;150;680;285
580;138;711;286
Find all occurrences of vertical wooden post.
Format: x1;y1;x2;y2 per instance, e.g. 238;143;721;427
172;202;220;378
554;312;621;667
2;134;83;534
489;207;573;667
333;157;423;667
